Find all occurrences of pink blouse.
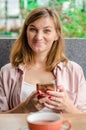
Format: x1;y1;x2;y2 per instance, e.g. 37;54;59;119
0;61;86;112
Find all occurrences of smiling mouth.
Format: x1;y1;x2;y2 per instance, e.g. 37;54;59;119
33;42;43;46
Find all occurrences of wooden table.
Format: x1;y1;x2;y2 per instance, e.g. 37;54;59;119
0;113;86;130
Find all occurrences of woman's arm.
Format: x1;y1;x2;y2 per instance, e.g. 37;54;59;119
0;91;44;113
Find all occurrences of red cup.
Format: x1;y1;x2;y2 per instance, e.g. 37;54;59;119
27;112;71;130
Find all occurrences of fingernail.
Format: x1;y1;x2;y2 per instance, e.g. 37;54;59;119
38;90;43;94
48;96;52;99
37;94;45;99
57;85;61;88
46;91;50;94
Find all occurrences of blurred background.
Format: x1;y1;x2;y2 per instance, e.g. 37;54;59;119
0;0;86;38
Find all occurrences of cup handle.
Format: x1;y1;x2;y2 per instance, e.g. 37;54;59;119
62;120;72;130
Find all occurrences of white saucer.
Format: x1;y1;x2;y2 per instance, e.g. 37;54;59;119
20;126;29;130
20;125;68;130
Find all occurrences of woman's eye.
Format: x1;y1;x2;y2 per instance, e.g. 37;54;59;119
29;28;36;31
44;30;51;33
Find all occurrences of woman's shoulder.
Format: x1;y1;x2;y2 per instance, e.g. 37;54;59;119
54;60;84;78
55;60;83;72
64;60;84;76
1;63;14;71
0;63;24;74
0;63;16;80
0;63;18;75
67;60;83;70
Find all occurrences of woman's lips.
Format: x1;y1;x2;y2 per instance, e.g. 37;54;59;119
33;41;43;46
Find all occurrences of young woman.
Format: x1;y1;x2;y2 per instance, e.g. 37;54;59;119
0;6;86;113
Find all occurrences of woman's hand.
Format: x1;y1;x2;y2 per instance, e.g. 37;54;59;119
23;91;44;112
38;86;81;113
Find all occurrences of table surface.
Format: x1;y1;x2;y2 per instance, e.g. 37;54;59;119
0;113;86;130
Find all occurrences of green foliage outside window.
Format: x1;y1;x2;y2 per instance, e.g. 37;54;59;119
49;0;86;38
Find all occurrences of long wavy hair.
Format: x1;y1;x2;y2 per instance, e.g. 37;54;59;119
10;6;68;71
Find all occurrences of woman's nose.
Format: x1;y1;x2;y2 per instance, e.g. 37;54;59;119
35;31;43;40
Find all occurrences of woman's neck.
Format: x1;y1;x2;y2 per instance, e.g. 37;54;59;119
33;52;47;68
26;53;47;70
33;57;46;69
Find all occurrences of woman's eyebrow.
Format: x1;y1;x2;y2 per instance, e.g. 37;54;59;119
29;24;52;28
29;25;36;27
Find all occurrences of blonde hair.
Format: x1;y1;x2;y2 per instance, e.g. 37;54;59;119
10;6;68;71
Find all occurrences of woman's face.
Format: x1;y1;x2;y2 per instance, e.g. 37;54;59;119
27;16;58;54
